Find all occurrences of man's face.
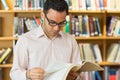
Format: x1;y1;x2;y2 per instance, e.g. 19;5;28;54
42;9;67;39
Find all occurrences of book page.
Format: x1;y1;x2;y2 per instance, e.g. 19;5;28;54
44;61;77;80
44;61;103;80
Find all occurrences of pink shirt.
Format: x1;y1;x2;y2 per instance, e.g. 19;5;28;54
10;26;81;80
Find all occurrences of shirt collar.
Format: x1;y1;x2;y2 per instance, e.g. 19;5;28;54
32;26;63;38
31;26;44;38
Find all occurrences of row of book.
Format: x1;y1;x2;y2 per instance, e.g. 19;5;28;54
1;0;120;11
84;66;120;80
14;16;41;37
14;16;71;37
14;0;44;10
80;71;102;80
107;42;120;62
0;48;12;64
104;66;120;80
66;0;120;11
78;43;102;63
107;16;120;37
71;15;102;37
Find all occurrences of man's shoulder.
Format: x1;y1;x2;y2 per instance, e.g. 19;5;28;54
60;31;75;39
22;27;43;38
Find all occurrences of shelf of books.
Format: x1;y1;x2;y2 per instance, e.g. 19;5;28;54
0;0;120;80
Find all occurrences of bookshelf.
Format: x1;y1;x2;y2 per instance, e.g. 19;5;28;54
0;0;120;80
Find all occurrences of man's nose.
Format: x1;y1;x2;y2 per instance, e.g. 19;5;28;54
53;25;60;30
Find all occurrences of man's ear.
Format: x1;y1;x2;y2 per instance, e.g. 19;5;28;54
40;11;44;24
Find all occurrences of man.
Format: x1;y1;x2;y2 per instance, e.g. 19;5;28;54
10;0;82;80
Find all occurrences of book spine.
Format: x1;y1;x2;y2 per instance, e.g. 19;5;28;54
1;0;9;10
99;0;104;10
95;17;102;36
89;17;95;36
93;17;98;36
78;15;83;36
0;48;12;63
86;0;91;10
65;15;70;33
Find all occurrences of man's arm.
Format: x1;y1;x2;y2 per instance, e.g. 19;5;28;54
10;36;29;80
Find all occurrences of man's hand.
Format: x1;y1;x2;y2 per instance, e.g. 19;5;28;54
26;67;45;80
66;70;78;80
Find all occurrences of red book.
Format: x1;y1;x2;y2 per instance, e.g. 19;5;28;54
109;75;116;80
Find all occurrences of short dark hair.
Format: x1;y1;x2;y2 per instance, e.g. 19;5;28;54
43;0;69;15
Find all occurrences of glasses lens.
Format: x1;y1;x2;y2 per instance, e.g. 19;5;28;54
58;21;66;27
49;22;57;26
45;14;66;27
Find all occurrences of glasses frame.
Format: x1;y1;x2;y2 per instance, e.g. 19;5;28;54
44;14;66;27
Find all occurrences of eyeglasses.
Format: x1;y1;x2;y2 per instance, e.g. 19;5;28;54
45;14;66;27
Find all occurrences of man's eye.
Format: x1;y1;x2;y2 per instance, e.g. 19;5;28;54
49;21;56;24
59;21;66;25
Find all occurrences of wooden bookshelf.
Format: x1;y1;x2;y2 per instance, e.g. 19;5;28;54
0;0;120;80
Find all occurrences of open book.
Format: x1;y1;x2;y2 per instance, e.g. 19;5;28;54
44;61;103;80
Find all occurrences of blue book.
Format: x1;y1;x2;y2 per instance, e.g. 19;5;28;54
95;71;102;80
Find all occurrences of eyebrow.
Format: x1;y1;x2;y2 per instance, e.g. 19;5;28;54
49;19;66;24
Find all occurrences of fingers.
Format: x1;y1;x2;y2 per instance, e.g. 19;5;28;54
66;70;78;80
28;67;45;80
30;72;44;79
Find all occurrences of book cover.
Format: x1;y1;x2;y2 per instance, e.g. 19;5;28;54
1;0;9;10
99;0;104;10
65;15;70;34
93;17;98;36
0;48;6;58
78;43;85;61
65;0;72;10
44;61;103;80
2;50;12;64
95;17;102;36
0;48;12;64
78;15;83;36
93;44;102;62
95;71;102;80
82;43;95;62
107;43;119;62
89;16;95;36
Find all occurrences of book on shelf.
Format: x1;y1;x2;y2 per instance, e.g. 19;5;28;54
78;43;85;61
95;71;102;80
14;17;24;37
1;0;9;10
78;43;102;63
2;50;12;64
65;15;70;34
0;48;12;64
89;16;95;36
95;17;102;36
44;61;103;80
93;44;102;62
82;43;95;62
14;0;43;10
114;43;120;62
0;18;2;36
107;43;119;62
93;17;98;36
0;48;6;58
65;0;72;10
